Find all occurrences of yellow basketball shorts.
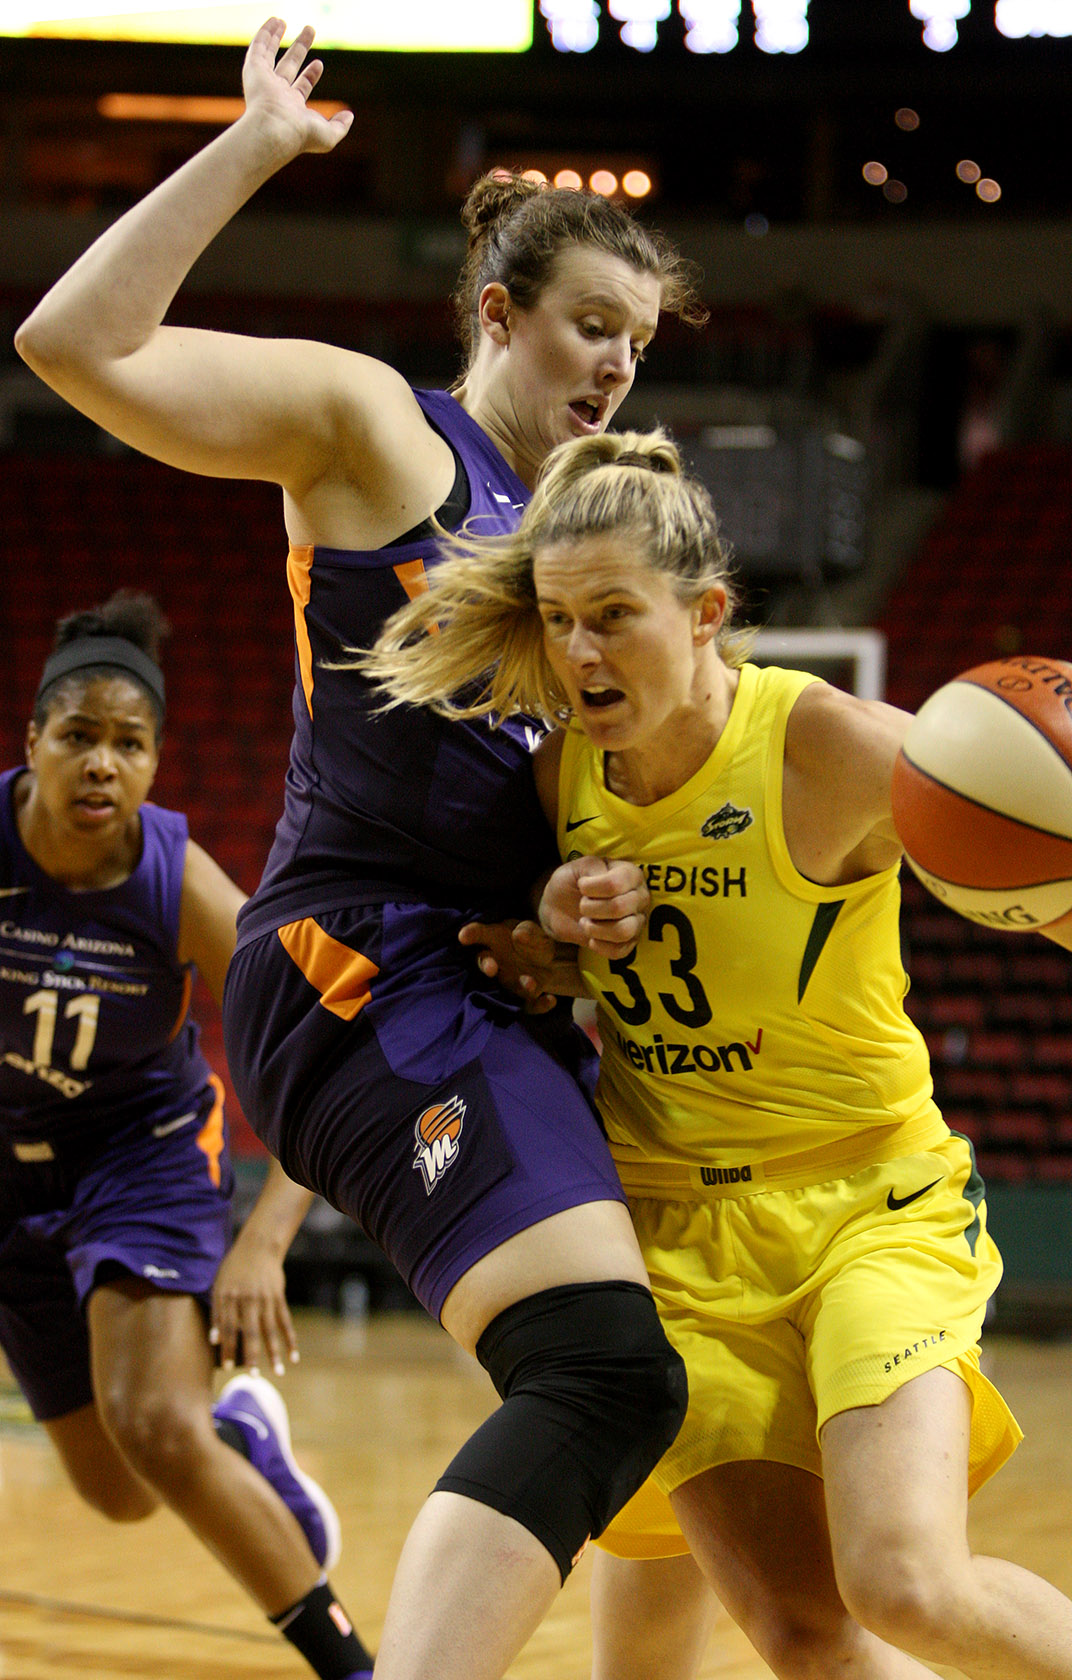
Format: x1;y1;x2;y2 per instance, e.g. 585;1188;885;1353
599;1132;1022;1559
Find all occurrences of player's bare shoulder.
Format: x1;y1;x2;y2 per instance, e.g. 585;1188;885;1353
321;352;447;480
289;351;457;546
786;679;911;779
783;679;911;883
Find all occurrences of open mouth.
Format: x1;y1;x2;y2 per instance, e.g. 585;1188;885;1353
581;686;625;709
569;399;603;430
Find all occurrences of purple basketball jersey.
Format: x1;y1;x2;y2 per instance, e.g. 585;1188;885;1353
238;388;555;944
0;768;215;1149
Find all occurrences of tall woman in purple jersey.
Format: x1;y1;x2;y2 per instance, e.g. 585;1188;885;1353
16;22;704;1678
0;593;373;1680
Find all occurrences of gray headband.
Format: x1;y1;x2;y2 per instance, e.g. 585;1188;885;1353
35;636;166;714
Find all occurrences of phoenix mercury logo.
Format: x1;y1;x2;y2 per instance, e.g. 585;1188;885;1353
413;1095;466;1194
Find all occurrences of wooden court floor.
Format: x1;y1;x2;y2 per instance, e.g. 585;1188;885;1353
1;1311;1070;1679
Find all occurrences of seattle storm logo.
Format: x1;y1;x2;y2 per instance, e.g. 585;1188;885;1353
701;802;753;841
413;1095;466;1194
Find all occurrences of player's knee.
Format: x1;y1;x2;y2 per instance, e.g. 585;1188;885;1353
578;1284;688;1512
760;1618;865;1680
837;1544;960;1654
484;1281;688;1495
99;1383;210;1491
436;1282;686;1583
728;1578;880;1680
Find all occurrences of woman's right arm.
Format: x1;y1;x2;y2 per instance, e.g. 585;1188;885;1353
14;20;427;506
532;731;650;956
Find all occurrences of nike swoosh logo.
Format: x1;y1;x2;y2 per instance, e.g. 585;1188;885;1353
227;1406;270;1442
152;1112;198;1138
565;815;596;832
886;1178;942;1212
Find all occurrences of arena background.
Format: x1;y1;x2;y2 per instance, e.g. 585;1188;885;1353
2;0;1072;1326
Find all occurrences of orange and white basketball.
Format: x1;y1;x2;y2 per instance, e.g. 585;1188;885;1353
891;656;1072;931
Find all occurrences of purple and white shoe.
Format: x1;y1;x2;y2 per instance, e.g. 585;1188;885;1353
214;1374;342;1571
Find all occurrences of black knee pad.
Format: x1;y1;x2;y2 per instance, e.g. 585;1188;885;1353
434;1281;687;1582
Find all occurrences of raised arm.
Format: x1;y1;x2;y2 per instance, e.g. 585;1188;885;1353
14;19;443;525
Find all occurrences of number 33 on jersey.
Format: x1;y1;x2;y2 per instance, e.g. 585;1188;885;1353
557;663;940;1172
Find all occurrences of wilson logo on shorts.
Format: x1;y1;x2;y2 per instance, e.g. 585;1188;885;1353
413;1095;466;1195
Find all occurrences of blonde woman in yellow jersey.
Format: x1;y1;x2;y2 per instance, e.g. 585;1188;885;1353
362;429;1072;1680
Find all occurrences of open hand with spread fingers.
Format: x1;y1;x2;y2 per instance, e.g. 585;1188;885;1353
242;17;354;155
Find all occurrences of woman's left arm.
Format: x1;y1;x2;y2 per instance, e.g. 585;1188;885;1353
177;839;314;1370
177;838;246;1007
783;683;911;885
788;684;1072;954
211;1158;314;1375
458;729;650;994
531;730;650;952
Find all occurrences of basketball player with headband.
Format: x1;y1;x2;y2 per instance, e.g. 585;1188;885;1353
364;426;1072;1680
0;591;373;1680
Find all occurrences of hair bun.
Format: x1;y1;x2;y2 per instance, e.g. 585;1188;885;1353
460;169;545;243
53;588;170;662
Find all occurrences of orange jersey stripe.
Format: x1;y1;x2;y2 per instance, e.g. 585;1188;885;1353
393;557;430;600
393;557;438;636
196;1073;226;1189
277;917;380;1020
287;544;316;716
167;968;193;1043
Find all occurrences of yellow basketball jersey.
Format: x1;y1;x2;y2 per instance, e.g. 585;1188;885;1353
557;662;945;1186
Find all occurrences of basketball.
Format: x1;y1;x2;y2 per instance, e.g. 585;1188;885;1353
891;656;1072;931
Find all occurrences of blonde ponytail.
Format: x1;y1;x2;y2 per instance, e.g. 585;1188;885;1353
353;428;743;722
